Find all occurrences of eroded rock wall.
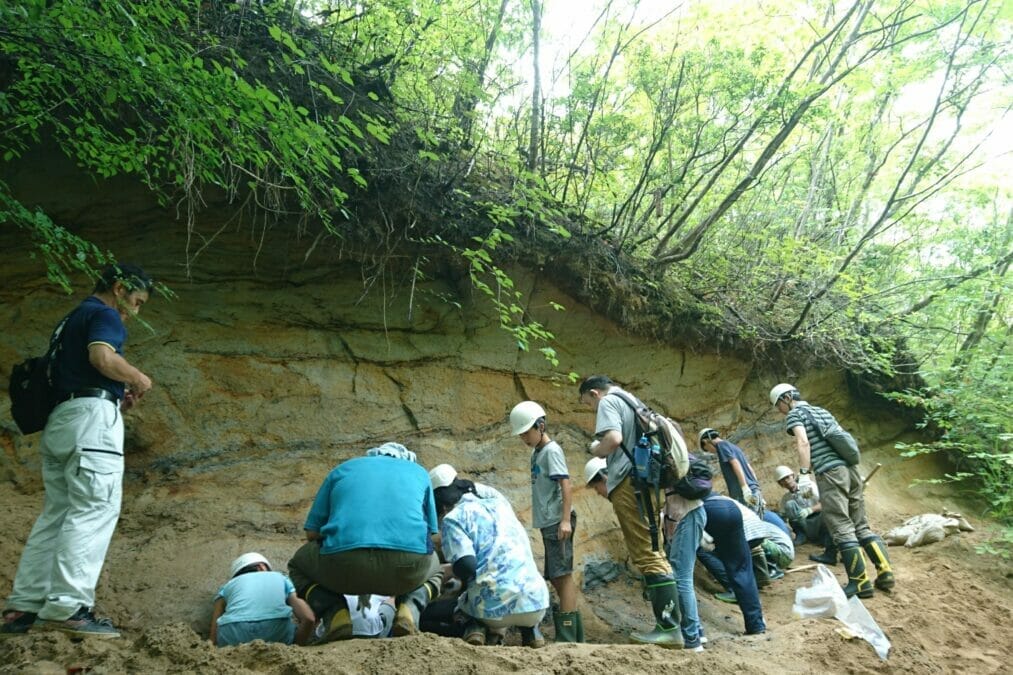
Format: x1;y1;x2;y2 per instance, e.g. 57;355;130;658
0;212;944;635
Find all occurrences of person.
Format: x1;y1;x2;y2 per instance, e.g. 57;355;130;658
287;442;443;643
429;464;506;502
733;498;795;579
583;457;608;498
700;493;767;635
435;476;550;648
770;384;895;598
661;469;707;652
2;264;155;639
327;594;396;640
774;465;837;564
210;552;314;647
698;428;765;516
578;375;682;647
509;401;582;643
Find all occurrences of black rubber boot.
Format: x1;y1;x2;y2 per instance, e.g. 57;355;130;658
860;535;896;591
839;542;874;599
750;546;771;588
809;547;838;565
302;583;342;617
553;611;582;643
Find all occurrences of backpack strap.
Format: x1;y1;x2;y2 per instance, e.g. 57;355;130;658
795;404;826;441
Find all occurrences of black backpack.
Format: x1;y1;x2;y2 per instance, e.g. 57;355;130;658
667;453;713;500
8;316;69;435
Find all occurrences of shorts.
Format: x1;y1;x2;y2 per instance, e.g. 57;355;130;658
540;511;576;580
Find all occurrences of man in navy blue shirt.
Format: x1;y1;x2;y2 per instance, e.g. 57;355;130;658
699;428;765;516
2;264;154;639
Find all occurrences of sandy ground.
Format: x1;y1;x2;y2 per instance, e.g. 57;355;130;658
2;478;1011;675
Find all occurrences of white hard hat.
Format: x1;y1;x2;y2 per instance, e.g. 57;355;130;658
429;463;457;490
774;465;794;482
769;383;797;407
230;552;270;578
583;457;607;485
698;428;718;449
510;401;546;436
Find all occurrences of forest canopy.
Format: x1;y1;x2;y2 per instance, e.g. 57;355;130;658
1;1;1010;533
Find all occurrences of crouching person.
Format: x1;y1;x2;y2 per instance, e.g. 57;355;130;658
288;443;443;643
435;478;550;647
211;553;315;646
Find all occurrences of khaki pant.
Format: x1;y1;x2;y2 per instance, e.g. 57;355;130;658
609;475;672;577
817;465;873;545
7;398;124;620
288;543;440;597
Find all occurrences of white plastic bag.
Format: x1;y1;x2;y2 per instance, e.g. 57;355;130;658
837;596;891;660
793;564;847;619
793;564;891;660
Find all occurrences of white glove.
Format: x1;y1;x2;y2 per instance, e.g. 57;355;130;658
741;484;757;506
798;473;815;499
588;439;601;455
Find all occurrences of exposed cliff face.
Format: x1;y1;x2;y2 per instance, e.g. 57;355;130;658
5;165;1008;674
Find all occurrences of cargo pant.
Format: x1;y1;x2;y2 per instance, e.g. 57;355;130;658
6;398;124;621
817;465;873;545
608;475;673;577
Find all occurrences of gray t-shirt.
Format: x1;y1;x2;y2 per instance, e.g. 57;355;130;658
530;440;571;529
594;388;639;496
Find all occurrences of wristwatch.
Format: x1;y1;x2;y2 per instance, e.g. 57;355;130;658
799;467;810;475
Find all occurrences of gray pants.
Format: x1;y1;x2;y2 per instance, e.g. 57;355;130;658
288;543;440;597
817;465;873;545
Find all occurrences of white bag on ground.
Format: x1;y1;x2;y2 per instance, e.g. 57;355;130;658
793;564;891;660
792;565;847;618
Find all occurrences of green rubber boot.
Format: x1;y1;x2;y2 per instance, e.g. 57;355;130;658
630;577;682;648
574;610;585;642
553;610;581;643
839;542;875;599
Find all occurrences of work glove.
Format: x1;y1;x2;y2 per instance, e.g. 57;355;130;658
741;484;757;506
798;506;813;520
797;473;815;499
588;439;601;455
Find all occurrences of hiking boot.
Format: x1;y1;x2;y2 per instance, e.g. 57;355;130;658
1;610;36;637
520;624;546;648
861;536;896;592
629;623;683;648
839;542;874;599
463;620;486;646
713;591;737;604
35;607;120;639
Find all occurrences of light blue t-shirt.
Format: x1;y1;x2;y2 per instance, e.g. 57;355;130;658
441;493;549;620
216;571;295;625
305;455;438;555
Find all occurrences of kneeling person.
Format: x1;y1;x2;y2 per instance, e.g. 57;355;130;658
211;553;314;647
436;478;550;648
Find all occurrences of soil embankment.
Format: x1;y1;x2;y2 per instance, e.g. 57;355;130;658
1;215;1011;673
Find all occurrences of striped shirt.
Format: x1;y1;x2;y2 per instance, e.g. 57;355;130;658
784;402;846;475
